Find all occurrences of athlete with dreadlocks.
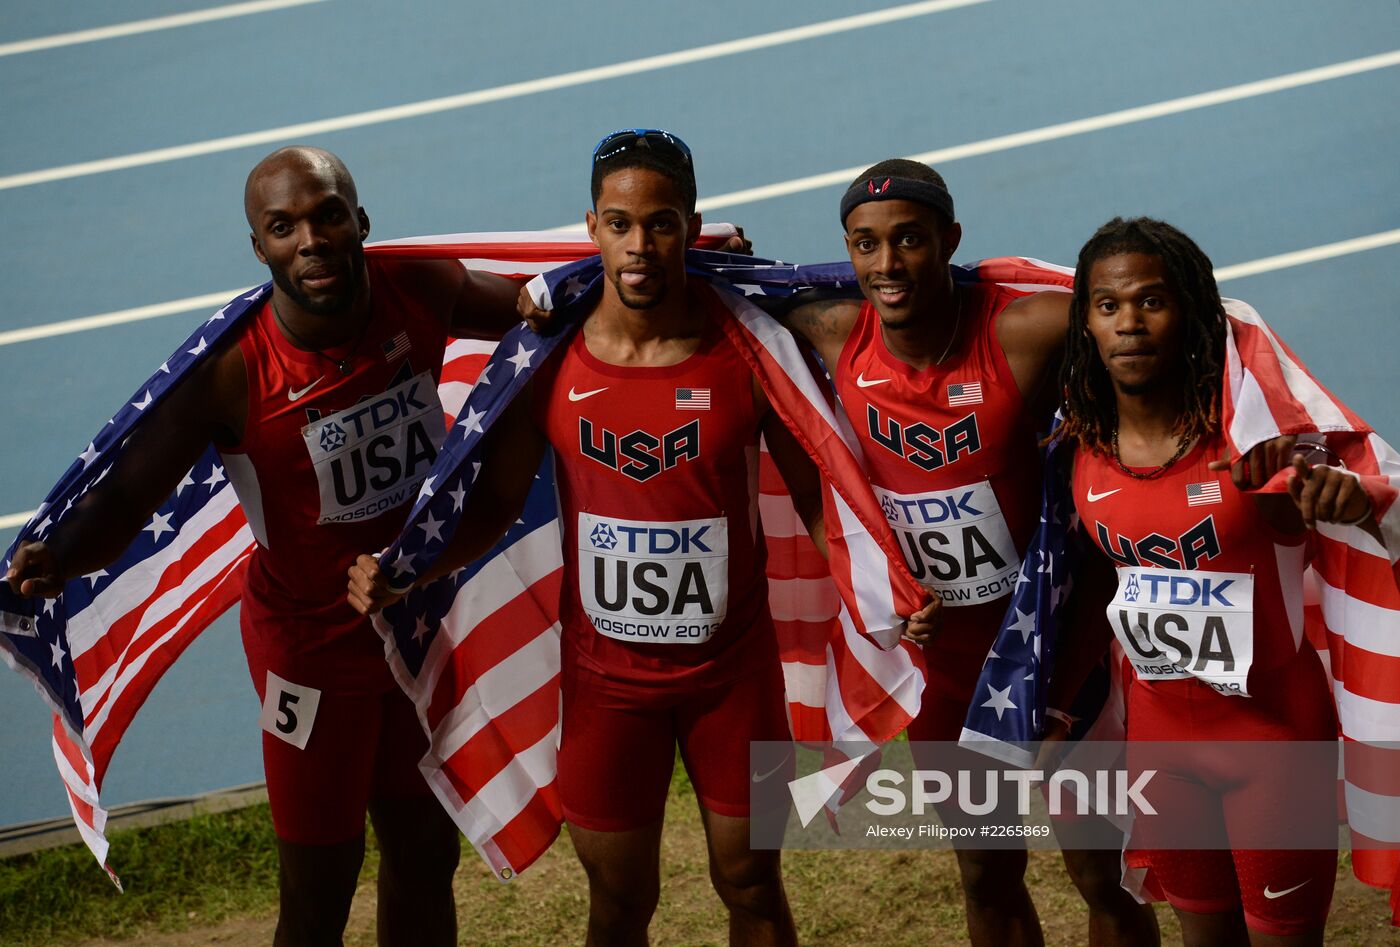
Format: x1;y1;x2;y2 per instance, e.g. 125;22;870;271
1045;217;1377;945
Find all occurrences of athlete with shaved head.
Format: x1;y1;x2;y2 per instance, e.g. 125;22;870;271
9;145;526;946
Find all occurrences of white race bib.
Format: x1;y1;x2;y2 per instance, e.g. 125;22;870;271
875;480;1020;606
301;371;445;525
1109;567;1255;696
578;512;728;644
259;671;322;749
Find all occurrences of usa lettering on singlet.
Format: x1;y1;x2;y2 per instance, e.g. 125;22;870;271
875;480;1020;606
839;290;1040;610
301;371;445;524
578;512;728;643
1108;566;1255;696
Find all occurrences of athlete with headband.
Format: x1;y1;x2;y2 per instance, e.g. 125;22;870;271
773;159;1159;946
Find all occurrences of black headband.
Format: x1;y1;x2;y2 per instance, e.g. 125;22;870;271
839;176;955;227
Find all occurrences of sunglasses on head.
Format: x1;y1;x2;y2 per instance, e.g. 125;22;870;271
591;128;693;167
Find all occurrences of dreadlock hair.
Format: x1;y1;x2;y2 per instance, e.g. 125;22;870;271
1058;217;1228;455
591;148;697;216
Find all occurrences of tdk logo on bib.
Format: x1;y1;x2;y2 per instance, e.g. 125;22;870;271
1109;566;1255;696
589;523;618;550
319;422;348;452
1136;575;1236;608
302;372;446;525
578;512;728;644
874;480;1020;607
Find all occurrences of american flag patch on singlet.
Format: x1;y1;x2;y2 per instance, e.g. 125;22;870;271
947;382;983;406
1186;481;1223;506
382;331;411;361
676;387;711;410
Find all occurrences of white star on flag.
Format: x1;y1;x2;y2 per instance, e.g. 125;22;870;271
176;471;195;495
418;514;445;545
413;617;430;642
34;516;53;538
84;569;108;589
449;486;466;512
187;337;208;357
50;640;66;669
475;366;490;386
457;407;485;437
561;275;587;300
131;391;153;411
980;684;1017;721
507;342;534;376
203;466;225;489
1007;607;1037;643
79;443;100;467
731;283;763;296
42;596;58;618
159;362;170;374
144;511;175;541
419;476;436;498
388;549;414;576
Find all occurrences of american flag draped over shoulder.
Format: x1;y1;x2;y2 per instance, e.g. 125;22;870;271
369;246;930;881
0;229;740;883
0;229;930;885
961;290;1400;923
1222;298;1400;923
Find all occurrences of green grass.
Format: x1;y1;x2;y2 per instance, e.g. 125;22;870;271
0;804;300;946
3;765;1397;946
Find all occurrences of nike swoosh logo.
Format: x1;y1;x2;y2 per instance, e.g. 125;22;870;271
751;758;788;783
1263;880;1309;899
287;376;325;402
855;373;890;388
1086;487;1122;503
568;386;608;402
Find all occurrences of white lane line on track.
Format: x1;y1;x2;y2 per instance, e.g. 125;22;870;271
1;229;1396;529
0;0;329;58
690;50;1400;220
0;290;252;347
0;511;35;530
0;0;992;191
1213;230;1400;282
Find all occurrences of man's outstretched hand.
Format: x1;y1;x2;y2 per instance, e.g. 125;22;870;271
5;541;65;598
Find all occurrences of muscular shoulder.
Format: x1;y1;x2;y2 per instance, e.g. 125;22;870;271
995;289;1070;357
781;295;861;368
783;296;860;342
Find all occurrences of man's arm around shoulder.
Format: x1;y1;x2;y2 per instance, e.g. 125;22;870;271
773;295;861;371
7;342;247;597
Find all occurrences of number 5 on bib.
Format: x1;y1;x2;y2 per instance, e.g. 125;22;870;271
258;671;323;749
